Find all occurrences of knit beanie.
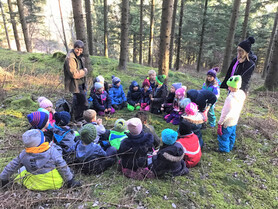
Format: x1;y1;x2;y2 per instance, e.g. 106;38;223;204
142;79;150;87
74;40;84;49
54;111;71;126
112;75;121;85
94;82;104;90
83;109;96;123
96;75;105;84
161;129;178;145
127;118;142;135
238;37;255;53
172;83;182;90
22;129;45;148
207;67;220;78
179;98;191;109
156;75;166;85
27;111;49;129
38;97;53;109
227;75;242;89
179;119;192;135
114;118;127;132
185;102;198;116
175;87;186;98
80;123;97;144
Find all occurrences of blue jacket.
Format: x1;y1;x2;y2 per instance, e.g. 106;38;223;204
92;90;112;111
127;81;141;106
141;86;152;104
109;84;126;105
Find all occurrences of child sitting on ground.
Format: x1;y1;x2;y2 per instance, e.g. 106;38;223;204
140;79;152;111
118;118;154;180
70;124;117;174
89;75;109;107
202;68;220;127
38;96;55;127
0;129;81;190
135;111;160;148
92;82;115;116
109;76;127;110
217;75;246;153
83;109;106;143
161;83;182;114
150;129;189;177
127;81;141;111
177;119;202;168
147;70;157;89
150;75;168;114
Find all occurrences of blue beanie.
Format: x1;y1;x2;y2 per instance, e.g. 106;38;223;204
54;111;71;126
172;83;182;90
112;75;121;85
27;111;49;129
161;129;178;145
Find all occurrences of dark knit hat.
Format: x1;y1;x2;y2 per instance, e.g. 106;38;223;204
54;111;71;126
112;75;121;85
27;111;49;129
161;129;178;145
74;40;84;49
238;37;255;53
179;119;192;135
142;79;150;87
207;69;216;78
156;75;166;85
80;123;97;144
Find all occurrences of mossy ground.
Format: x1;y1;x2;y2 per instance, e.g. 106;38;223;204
0;48;277;208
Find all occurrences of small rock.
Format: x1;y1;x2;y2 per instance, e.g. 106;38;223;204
227;159;231;162
92;201;99;207
145;190;149;194
172;203;176;208
237;199;241;204
164;195;168;200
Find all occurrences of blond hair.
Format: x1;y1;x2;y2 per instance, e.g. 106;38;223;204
83;109;96;123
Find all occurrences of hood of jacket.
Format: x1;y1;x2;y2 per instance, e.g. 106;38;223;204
186;89;198;101
129;81;140;92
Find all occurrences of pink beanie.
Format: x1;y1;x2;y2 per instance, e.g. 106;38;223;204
175;87;186;98
185;102;198;116
127;118;143;135
38;97;53;109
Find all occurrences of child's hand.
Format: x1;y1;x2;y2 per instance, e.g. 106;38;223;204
104;109;108;112
96;118;102;125
108;108;111;112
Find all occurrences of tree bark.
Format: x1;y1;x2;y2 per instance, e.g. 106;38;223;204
241;0;251;40
262;7;278;79
133;33;138;63
71;0;92;72
118;0;129;71
104;0;108;58
85;0;93;55
265;25;278;90
148;0;155;66
58;0;68;53
139;0;143;64
169;0;178;70
176;0;184;71
7;0;21;51
221;0;241;75
196;0;208;72
0;0;11;49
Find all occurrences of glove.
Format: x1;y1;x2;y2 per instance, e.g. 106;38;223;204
67;178;82;188
1;179;9;188
217;124;223;136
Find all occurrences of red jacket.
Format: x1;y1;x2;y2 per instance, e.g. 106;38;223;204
177;133;201;168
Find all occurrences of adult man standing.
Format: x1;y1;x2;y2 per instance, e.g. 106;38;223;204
64;40;88;121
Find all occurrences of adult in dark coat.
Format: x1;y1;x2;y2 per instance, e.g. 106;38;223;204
221;37;256;93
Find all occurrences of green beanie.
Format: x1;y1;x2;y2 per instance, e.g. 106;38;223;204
227;75;242;89
80;123;97;144
156;75;167;85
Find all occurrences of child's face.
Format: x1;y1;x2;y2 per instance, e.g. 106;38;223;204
97;87;104;93
207;75;215;82
228;86;237;92
170;86;176;93
45;106;52;112
133;86;139;91
149;73;156;81
116;82;121;87
144;85;149;91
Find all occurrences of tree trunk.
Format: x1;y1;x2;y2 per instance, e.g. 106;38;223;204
104;0;108;58
169;0;178;70
118;0;129;71
241;0;251;40
133;33;137;63
175;0;184;71
262;7;278;79
196;0;208;72
85;0;93;55
221;0;241;75
71;0;92;72
265;25;278;90
148;0;155;66
139;0;143;64
0;0;11;49
17;0;31;52
58;0;68;53
7;0;21;51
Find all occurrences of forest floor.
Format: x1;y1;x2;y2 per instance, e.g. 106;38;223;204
0;48;277;209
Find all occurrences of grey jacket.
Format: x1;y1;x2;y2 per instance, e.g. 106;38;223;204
0;146;73;181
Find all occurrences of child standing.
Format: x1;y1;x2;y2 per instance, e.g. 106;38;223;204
140;79;152;111
161;83;182;114
202;68;220;127
83;109;106;143
0;129;80;190
109;76;127;110
92;82;115;116
38;97;55;127
127;81;141;111
147;70;157;89
150;129;189;177
217;75;246;153
150;75;168;114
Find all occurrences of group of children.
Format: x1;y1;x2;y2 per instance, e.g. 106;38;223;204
0;69;246;190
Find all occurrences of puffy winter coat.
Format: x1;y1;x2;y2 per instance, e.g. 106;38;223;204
151;84;168;110
127;81;142;106
92;90;112;111
141;87;152;105
109;84;127;105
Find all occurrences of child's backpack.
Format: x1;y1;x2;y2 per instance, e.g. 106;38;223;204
55;98;71;113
